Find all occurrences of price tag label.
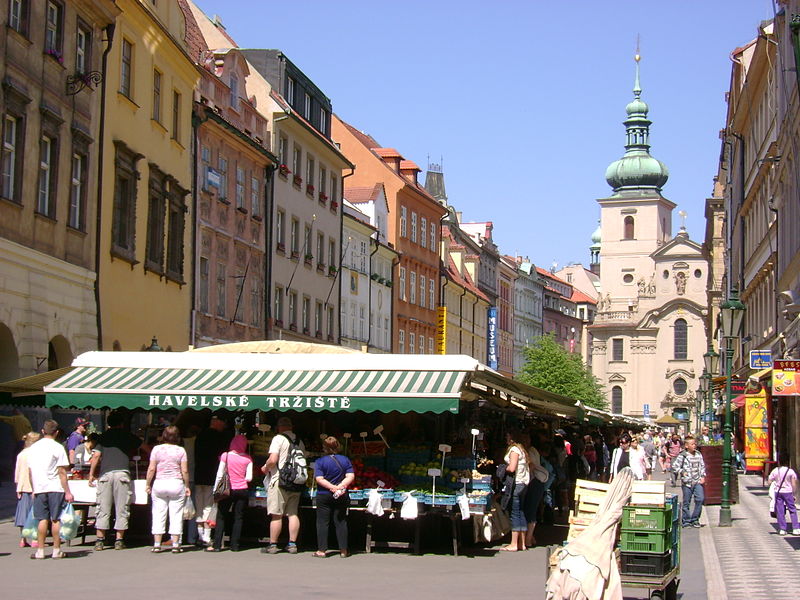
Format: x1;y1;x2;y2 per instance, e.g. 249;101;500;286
428;468;442;477
438;444;452;453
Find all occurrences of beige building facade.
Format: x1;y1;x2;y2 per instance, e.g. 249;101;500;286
0;0;119;379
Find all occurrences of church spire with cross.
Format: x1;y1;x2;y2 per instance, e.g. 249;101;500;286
604;45;670;194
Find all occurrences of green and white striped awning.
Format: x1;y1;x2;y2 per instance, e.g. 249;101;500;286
44;352;479;414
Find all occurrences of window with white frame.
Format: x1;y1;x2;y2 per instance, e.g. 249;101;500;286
306;155;314;190
302;297;310;332
286;77;295;105
317;233;325;266
2;115;20;201
384;318;390;349
399;267;406;301
399;329;405;353
429;279;435;309
290;218;299;255
276;210;285;249
428;336;434;354
350;304;356;338
304;224;311;257
410;271;416;304
360;241;367;273
329;239;336;268
218;156;227;198
274;286;284;324
327;305;334;338
235;166;245;209
420;217;427;248
410;211;417;243
8;0;28;35
45;1;62;54
68;152;86;230
400;206;407;237
319;109;328;135
409;332;415;354
76;23;90;74
251;278;261;327
304;93;311;119
229;73;239;109
292;144;302;178
37;136;54;217
330;174;338;203
359;306;365;341
430;222;436;252
419;335;425;354
420;275;426;308
289;291;297;327
234;271;245;322
319;166;326;197
278;135;288;167
340;302;348;336
251;175;260;217
315;301;323;335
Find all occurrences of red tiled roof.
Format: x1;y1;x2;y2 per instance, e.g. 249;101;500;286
399;160;420;171
374;148;402;158
446;256;489;303
570;289;597;304
536;266;571;286
345;184;382;204
177;0;209;63
340;121;381;149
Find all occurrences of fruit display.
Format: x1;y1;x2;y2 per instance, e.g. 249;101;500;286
350;458;399;490
397;459;442;478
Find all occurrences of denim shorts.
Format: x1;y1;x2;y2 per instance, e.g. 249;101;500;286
33;492;65;521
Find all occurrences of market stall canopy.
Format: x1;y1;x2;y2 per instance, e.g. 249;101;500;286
654;414;681;425
0;367;74;406
45;352;488;414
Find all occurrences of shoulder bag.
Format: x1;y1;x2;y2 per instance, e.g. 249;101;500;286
213;452;231;502
769;467;789;518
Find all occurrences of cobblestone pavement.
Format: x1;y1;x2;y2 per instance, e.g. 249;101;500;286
701;473;800;600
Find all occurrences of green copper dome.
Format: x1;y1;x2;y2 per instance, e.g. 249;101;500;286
605;57;669;193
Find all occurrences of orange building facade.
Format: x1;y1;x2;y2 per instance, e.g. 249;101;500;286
332;117;446;353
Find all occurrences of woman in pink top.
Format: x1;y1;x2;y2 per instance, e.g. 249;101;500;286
768;457;799;535
208;435;253;552
145;426;190;553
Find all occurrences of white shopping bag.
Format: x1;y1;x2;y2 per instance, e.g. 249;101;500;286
457;494;470;520
400;492;418;520
366;489;385;516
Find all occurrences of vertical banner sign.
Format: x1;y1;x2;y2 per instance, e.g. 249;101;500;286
487;307;498;370
743;390;769;471
436;306;447;354
772;360;800;395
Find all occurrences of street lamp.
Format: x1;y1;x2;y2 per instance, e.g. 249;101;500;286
702;346;719;429
144;336;163;352
718;288;746;527
697;375;708;433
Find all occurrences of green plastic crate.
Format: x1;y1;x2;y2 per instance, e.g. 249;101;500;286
622;505;673;531
619;529;670;554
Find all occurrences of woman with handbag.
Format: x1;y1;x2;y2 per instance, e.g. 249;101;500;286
312;436;355;557
208;435;253;552
768;456;799;535
145;426;190;553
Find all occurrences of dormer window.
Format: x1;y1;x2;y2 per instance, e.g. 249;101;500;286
304;93;311;119
286;77;295;105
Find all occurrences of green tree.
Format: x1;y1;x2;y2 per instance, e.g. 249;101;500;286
517;334;607;409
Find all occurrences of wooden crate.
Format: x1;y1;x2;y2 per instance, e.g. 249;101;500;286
630;480;666;506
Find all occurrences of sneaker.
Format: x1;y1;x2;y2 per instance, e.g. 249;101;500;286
793;529;800;535
114;540;126;551
779;529;787;535
692;522;702;528
262;544;279;554
286;543;298;554
94;540;105;552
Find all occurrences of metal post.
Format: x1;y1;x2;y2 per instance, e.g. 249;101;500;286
719;339;734;527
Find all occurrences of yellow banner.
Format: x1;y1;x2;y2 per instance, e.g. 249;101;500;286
743;389;769;471
436;306;447;354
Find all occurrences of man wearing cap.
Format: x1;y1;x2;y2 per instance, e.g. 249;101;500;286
66;417;89;465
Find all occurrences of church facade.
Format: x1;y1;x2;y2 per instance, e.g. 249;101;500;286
590;57;709;423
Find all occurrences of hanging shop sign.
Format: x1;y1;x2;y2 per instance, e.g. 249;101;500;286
773;360;800;396
487;307;498;370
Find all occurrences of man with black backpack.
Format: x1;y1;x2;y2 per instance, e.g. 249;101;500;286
261;417;307;554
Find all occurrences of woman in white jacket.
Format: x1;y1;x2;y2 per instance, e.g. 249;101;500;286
610;433;646;481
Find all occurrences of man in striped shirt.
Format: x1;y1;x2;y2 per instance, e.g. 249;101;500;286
672;435;706;528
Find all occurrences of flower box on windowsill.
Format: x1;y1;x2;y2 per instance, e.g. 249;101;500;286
293;174;303;187
291;250;300;260
274;319;283;329
303;327;310;336
304;254;313;265
318;192;328;204
218;196;230;205
306;184;315;196
328;266;338;277
330;200;339;211
278;164;291;178
44;48;64;65
276;242;286;254
251;214;262;222
327;334;335;342
371;273;380;281
385;280;393;287
315;331;323;339
289;323;297;332
236;206;248;215
378;277;386;285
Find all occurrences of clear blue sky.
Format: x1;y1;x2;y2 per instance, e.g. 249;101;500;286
195;0;774;269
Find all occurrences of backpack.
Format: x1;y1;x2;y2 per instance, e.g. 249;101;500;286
277;433;308;491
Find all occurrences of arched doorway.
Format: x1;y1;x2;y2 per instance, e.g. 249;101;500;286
0;323;19;381
48;335;73;371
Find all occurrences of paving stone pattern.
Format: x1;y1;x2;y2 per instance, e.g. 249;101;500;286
705;474;800;600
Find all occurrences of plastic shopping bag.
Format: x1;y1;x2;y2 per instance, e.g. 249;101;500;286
366;489;385;516
22;507;38;544
183;495;196;520
457;494;470;520
769;481;777;517
58;503;79;541
400;492;418;520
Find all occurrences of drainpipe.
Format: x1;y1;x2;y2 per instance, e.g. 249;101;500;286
263;163;276;339
93;23;115;351
390;254;401;351
189;107;207;348
366;236;379;350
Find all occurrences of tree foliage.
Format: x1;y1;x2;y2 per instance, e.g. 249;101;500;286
517;334;607;409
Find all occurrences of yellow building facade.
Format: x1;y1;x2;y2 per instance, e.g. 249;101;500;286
98;0;198;351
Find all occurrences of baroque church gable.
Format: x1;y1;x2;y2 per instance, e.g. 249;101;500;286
637;297;706;329
650;235;704;261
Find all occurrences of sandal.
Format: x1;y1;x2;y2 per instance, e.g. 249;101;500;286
51;550;66;560
311;551;327;558
498;546;518;552
151;546;162;553
172;547;183;553
205;547;220;552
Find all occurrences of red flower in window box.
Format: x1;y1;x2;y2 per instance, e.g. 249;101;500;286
318;192;328;203
274;319;284;328
306;184;315;195
276;242;286;253
289;323;297;332
292;174;303;187
278;164;291;176
330;200;339;211
303;327;310;335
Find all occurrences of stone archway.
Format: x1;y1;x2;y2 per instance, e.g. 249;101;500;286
47;335;73;370
0;323;19;381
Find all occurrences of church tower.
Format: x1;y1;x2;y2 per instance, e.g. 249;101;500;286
590;53;709;425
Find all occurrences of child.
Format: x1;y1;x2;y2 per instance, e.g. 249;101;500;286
14;432;42;547
768;457;799;535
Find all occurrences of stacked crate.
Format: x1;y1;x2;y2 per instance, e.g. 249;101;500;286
619;491;679;576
